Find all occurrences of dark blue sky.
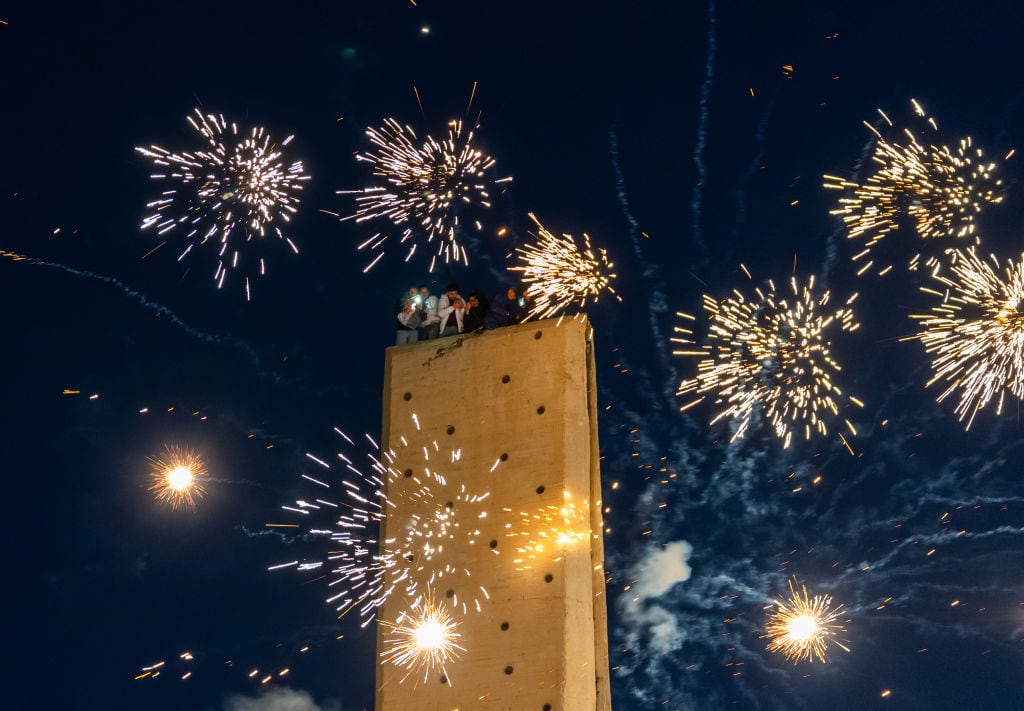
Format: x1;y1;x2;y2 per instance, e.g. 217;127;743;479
4;1;1024;709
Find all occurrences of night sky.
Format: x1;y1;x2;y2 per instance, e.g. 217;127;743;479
4;1;1024;709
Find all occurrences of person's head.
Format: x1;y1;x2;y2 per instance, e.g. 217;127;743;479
506;287;517;301
446;282;460;300
468;294;480;309
407;283;418;296
419;286;431;299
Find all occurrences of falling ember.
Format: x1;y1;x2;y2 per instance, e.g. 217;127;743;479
135;109;309;296
673;269;862;448
147;444;208;510
509;213;620;321
340;117;510;271
380;593;464;684
824;99;1005;276
762;577;849;663
904;248;1024;429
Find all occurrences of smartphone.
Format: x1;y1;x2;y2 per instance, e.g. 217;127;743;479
517;296;525;307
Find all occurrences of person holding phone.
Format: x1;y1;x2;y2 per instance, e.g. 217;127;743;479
436;282;465;337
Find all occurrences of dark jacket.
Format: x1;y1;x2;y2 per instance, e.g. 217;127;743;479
484;290;521;329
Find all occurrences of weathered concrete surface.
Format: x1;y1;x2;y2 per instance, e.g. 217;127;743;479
376;316;610;710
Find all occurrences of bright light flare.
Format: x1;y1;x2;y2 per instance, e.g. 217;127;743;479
762;577;849;663
380;593;464;684
510;213;620;321
507;490;591;570
147;444;207;510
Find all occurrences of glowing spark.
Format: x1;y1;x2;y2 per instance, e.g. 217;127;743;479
674;270;862;448
506;491;591;570
380;593;464;684
341;117;509;271
509;213;619;321
147;444;207;510
905;248;1024;429
763;578;850;663
136;109;309;296
824;99;1005;276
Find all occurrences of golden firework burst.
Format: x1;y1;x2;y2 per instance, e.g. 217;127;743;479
147;444;208;510
380;593;465;684
763;577;849;664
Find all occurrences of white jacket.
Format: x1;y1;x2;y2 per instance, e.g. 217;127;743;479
435;293;465;332
421;294;441;326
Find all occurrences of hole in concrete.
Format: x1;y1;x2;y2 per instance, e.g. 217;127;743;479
500;452;509;461
405;554;415;563
445;501;454;509
543;705;552;711
403;392;412;401
403;468;413;478
489;539;498;549
535;330;543;340
440;675;448;685
500;621;509;631
501;374;510;384
446;425;455;435
504;665;514;675
445;589;455;598
536;485;545;494
544;573;554;583
536;405;546;415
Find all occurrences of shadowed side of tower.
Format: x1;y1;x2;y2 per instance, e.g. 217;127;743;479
376;316;611;710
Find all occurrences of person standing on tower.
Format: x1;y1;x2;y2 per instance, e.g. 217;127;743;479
436;282;465;337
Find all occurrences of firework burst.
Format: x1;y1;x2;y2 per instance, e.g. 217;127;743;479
147;444;207;510
762;577;849;664
509;213;620;321
905;248;1024;429
380;592;465;684
341;117;511;272
136;108;309;298
271;415;496;624
824;99;1006;277
673;268;863;448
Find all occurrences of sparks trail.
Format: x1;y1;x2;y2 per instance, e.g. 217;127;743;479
0;249;280;383
273;414;499;627
340;117;511;272
673;268;863;448
136;109;309;299
688;0;717;259
824;99;1006;277
904;248;1024;429
509;213;619;321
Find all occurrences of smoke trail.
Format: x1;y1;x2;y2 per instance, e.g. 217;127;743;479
1;249;281;383
688;0;717;258
608;131;675;401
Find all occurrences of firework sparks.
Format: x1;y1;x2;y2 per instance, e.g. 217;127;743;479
905;248;1024;429
147;444;207;510
136;109;309;298
273;415;495;624
824;99;1005;276
505;490;591;570
340;117;511;271
380;592;464;684
509;213;620;321
673;269;862;448
762;577;849;663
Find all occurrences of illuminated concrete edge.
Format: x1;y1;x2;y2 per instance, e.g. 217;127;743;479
376;316;611;710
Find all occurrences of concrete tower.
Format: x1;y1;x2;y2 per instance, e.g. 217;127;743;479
376;315;610;710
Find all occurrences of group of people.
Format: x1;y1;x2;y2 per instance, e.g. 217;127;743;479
394;282;529;345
